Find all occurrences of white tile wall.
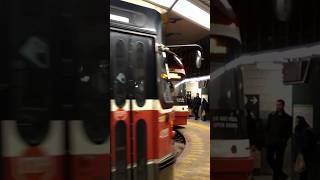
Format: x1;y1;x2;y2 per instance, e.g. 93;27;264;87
186;82;202;98
242;64;293;117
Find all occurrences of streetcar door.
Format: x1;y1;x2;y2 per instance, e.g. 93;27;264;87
111;31;157;180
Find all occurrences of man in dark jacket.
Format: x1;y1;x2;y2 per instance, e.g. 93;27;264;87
193;93;201;120
201;98;209;121
266;99;293;180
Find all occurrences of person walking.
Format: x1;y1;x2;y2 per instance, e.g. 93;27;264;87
266;99;292;180
186;92;193;117
294;116;317;180
201;98;209;121
192;93;201;120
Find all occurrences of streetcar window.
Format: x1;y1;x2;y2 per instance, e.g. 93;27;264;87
173;83;187;105
133;42;146;107
79;59;109;144
158;55;174;109
115;120;128;179
11;36;51;146
136;120;147;180
113;39;128;107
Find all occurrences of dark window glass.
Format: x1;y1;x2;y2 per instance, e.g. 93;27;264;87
78;51;109;144
133;42;146;107
115;121;128;180
136;120;147;180
173;83;187;105
113;39;128;107
11;37;51;146
158;54;174;109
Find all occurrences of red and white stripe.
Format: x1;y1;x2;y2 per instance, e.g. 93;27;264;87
211;139;250;158
1;120;65;180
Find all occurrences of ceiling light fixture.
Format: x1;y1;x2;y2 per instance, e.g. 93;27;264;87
172;0;210;30
123;0;210;30
147;0;176;8
175;75;210;88
110;14;130;23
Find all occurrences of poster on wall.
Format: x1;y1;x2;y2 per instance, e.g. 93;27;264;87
293;104;313;128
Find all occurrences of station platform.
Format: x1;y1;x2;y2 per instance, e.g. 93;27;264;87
173;119;210;180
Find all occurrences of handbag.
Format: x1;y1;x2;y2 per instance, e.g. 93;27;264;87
294;153;306;173
202;110;206;116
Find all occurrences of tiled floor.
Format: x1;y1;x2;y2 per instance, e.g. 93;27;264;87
173;119;210;180
172;119;294;180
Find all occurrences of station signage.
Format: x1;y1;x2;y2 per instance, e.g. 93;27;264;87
211;109;244;139
211;109;240;129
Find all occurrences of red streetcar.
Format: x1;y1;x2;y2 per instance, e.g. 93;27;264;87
170;64;189;126
110;1;179;179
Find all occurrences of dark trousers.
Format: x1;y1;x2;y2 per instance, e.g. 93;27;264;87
193;106;199;119
266;144;287;180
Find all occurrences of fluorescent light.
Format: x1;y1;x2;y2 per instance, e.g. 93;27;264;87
175;79;186;88
189;75;210;82
209;42;320;82
172;0;210;30
175;75;210;88
110;14;129;23
147;0;176;8
120;0;167;14
121;0;209;29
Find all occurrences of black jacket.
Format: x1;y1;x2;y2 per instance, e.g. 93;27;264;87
193;97;201;108
266;111;293;146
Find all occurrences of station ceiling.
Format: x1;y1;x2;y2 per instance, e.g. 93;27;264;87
163;0;210;77
229;0;320;53
121;0;211;78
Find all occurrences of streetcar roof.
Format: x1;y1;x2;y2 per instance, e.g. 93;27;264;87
110;0;162;36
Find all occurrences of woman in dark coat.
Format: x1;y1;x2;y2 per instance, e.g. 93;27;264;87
294;116;317;180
